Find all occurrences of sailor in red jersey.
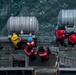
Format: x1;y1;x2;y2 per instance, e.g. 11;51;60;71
68;31;76;47
24;45;34;56
24;45;36;60
37;46;51;61
55;26;67;47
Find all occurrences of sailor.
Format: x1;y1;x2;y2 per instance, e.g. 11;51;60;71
68;31;76;47
10;33;23;49
37;46;50;61
26;34;36;47
55;26;67;47
24;45;36;60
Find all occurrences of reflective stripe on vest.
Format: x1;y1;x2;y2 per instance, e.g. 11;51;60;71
24;46;34;56
56;30;65;39
39;53;47;56
27;42;30;45
27;40;35;46
24;49;30;55
24;49;34;55
69;39;74;43
31;41;34;45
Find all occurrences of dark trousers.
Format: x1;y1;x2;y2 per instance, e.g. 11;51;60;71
47;47;51;55
0;46;3;50
57;38;65;46
16;41;27;49
68;40;75;47
30;54;37;60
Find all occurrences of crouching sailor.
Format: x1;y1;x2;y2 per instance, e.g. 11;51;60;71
37;46;50;62
10;33;23;49
68;31;76;47
24;45;36;60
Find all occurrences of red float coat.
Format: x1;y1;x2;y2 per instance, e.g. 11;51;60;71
24;46;34;57
27;39;35;46
37;50;49;60
68;34;76;44
56;30;65;39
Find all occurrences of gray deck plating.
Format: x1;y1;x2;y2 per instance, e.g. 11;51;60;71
0;36;76;75
0;41;57;68
29;54;56;67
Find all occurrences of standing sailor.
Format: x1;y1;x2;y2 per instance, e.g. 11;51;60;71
55;26;67;47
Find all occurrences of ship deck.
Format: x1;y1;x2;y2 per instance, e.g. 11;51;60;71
0;36;76;75
0;42;57;68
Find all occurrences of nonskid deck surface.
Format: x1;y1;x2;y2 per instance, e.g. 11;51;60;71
0;70;32;75
0;42;58;68
35;68;57;75
0;41;76;65
0;68;33;75
1;41;76;75
60;71;76;75
29;54;56;66
0;42;76;67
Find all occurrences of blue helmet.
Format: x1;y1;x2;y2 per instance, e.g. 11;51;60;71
27;36;33;42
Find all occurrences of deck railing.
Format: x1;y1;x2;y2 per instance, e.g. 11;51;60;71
60;56;76;67
37;36;56;42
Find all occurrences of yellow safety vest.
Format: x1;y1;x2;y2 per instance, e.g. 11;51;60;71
11;38;21;48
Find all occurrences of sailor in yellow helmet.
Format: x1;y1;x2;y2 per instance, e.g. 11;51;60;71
11;33;22;49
